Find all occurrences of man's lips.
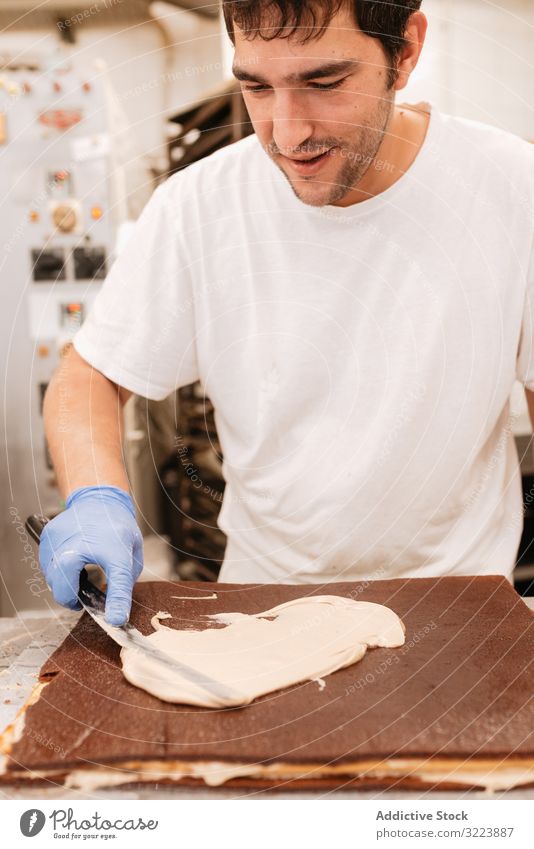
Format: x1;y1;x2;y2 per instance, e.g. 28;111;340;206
279;148;336;175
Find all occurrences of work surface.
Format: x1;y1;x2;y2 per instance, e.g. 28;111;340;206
1;577;534;799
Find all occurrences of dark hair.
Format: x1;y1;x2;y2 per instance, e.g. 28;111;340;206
222;1;423;85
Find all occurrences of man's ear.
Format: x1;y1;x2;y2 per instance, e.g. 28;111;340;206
393;12;428;92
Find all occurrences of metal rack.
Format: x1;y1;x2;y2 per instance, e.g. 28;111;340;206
167;80;252;175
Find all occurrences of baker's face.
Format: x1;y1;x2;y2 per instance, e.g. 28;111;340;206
233;7;396;207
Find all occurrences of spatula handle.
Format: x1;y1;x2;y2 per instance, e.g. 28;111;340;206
25;513;106;612
25;513;49;544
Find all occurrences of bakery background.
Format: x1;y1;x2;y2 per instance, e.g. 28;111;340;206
1;0;534;615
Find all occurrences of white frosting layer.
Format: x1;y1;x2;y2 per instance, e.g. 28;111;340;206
60;759;534;792
120;595;406;708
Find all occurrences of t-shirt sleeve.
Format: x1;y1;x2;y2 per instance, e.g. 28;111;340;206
516;236;534;391
73;179;199;401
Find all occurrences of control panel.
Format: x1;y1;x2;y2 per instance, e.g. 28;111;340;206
0;56;118;525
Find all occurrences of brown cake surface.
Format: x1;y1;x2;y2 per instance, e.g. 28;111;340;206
2;576;534;790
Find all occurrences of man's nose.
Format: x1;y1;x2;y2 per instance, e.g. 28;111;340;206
271;89;314;154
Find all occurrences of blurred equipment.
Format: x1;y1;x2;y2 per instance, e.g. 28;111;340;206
514;435;534;596
167;80;252;173
161;384;226;582
0;55;119;613
0;1;218;17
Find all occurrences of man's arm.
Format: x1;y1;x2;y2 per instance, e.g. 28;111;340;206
44;346;132;498
40;346;143;626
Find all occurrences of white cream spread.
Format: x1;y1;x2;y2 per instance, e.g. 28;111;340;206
171;593;218;600
119;595;406;708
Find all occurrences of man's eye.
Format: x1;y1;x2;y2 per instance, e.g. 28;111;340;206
243;78;346;94
310;79;345;91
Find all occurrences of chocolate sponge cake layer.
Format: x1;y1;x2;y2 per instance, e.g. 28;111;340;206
3;576;533;790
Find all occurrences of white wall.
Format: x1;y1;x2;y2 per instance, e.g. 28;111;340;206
405;0;534;140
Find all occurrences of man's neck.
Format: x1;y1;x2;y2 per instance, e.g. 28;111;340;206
333;102;432;208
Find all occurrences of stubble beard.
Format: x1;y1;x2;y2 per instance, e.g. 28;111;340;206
269;93;395;207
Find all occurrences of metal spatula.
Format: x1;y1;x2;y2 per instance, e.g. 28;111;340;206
26;514;240;703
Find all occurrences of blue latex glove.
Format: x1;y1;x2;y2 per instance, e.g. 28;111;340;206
39;486;143;626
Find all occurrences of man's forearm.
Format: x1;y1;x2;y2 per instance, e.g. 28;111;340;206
44;347;131;500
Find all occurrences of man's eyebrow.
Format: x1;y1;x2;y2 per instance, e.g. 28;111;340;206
293;60;359;82
232;59;359;85
232;65;269;84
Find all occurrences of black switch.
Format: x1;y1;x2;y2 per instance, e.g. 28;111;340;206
31;248;66;282
73;247;107;280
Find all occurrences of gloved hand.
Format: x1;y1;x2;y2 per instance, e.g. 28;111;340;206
39;486;143;626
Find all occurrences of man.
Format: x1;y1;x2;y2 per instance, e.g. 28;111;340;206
41;0;534;626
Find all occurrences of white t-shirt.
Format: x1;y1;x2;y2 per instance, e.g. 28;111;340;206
74;104;534;584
